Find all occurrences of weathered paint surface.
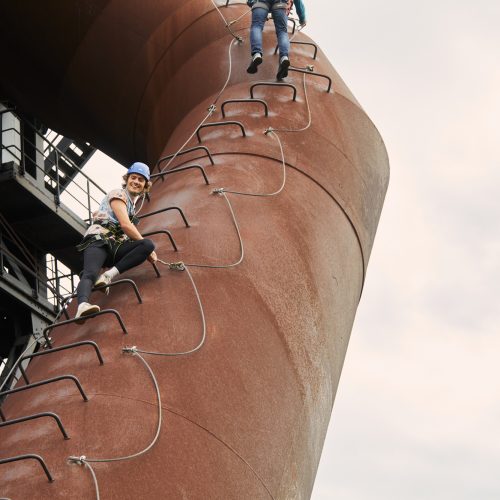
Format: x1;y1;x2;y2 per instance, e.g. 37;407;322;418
0;2;389;498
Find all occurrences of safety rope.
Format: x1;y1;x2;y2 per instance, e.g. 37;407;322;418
155;36;239;179
267;72;312;133
210;0;246;42
227;7;252;27
158;190;244;269
154;105;216;180
69;459;100;500
220;128;287;197
69;350;161;464
131;265;207;357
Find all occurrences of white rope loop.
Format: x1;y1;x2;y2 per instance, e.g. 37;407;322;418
132;266;207;357
184;191;245;269
68;350;162;464
219;128;287;198
268;72;312;133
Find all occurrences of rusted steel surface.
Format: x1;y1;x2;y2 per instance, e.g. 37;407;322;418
0;1;389;499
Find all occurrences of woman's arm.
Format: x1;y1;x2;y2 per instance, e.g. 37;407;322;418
110;199;144;240
111;199;157;262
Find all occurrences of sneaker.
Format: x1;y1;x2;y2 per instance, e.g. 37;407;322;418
75;302;100;324
94;273;112;294
247;53;263;74
276;55;290;80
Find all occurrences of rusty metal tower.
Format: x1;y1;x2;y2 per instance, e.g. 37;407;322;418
0;2;389;498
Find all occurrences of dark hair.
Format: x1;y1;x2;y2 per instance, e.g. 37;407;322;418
122;174;152;193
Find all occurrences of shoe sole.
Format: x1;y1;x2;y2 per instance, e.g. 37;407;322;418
94;279;110;295
247;56;263;74
94;282;110;295
75;305;100;325
276;59;290;80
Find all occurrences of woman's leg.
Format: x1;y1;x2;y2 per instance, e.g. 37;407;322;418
76;244;109;304
271;6;289;58
250;7;269;55
113;239;155;274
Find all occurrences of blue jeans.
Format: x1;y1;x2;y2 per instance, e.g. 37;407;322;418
250;4;289;58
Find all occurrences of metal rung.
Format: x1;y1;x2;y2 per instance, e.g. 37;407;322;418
42;309;128;347
250;82;297;101
151;164;210;185
93;278;143;303
287;17;296;34
142;230;178;252
221;99;269;118
0;375;88;402
18;341;104;385
62;278;142;305
275;40;318;59
196;121;246;143
155;146;215;173
289;67;333;93
151;262;161;278
138;206;190;228
0;412;70;439
0;454;54;482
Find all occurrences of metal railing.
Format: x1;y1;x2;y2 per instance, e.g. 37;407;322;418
1;109;106;222
0;233;76;313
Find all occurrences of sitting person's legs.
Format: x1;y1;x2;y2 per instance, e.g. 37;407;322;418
75;243;108;321
113;239;155;274
77;244;108;304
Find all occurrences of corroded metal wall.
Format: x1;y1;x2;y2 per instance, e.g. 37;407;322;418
0;1;389;498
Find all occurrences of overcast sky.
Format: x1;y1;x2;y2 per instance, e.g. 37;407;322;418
84;2;500;498
307;2;500;499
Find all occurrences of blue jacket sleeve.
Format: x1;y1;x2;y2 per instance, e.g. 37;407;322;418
294;0;306;24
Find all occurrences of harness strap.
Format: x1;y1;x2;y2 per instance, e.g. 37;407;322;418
252;1;287;11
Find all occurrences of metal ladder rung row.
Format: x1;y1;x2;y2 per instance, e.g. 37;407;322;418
151;164;210;185
0;412;69;440
0;281;142;483
0;454;54;483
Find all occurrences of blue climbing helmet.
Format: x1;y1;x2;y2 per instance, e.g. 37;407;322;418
127;162;150;181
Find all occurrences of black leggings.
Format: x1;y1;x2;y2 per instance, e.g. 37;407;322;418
76;239;155;304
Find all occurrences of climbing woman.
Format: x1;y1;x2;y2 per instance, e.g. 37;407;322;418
74;162;157;322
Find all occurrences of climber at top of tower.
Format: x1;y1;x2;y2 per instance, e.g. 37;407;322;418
293;0;307;27
74;162;157;323
246;0;291;80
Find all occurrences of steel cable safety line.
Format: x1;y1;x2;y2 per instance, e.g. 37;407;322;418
210;0;248;42
184;190;244;269
129;264;207;357
217;129;287;197
267;72;313;134
156;37;239;179
68;350;162;498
